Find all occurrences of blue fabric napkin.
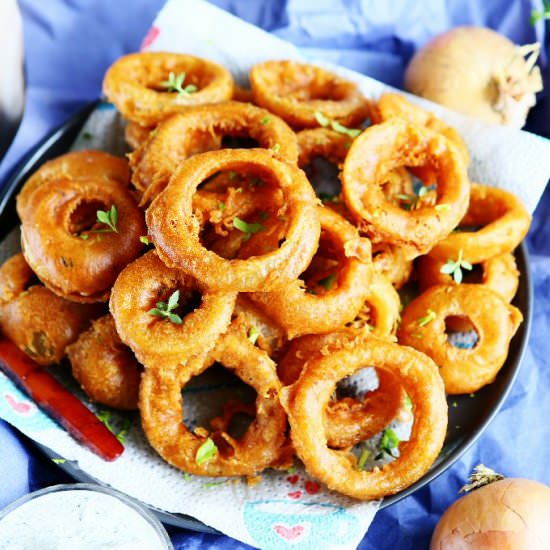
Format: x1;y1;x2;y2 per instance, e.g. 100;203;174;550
0;1;549;548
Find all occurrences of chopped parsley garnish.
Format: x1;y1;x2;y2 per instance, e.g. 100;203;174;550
52;458;66;464
357;449;370;470
404;395;412;410
79;234;89;240
435;203;451;212
196;437;218;465
247;326;260;345
314;111;361;137
417;308;436;327
148;290;183;324
139;235;151;245
217;201;226;211
228;171;238;181
314;111;331;127
376;428;400;460
233;216;264;241
96;409;130;444
271;143;281;153
318;273;337;290
82;131;93;140
95;205;118;233
397;184;435;211
440;249;472;283
249;176;264;187
160;71;198;96
260;116;272;125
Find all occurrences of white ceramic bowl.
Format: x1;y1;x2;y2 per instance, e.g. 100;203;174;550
0;483;174;549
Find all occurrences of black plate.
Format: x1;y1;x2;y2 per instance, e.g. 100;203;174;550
0;103;532;533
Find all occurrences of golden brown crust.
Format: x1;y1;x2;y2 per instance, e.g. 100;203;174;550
67;315;142;410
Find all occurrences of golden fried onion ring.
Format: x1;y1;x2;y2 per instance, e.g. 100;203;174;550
20;177;145;303
130;102;299;203
0;253;102;366
17;150;130;220
428;183;531;264
417;252;519;302
398;284;523;394
280;335;447;499
67;315;142;410
110;250;237;366
250;206;372;337
103;52;234;127
371;93;469;166
342;119;470;255
278;331;405;449
250;60;369;128
140;329;288;476
146;148;320;292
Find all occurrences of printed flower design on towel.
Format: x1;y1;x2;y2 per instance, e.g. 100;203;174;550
0;373;56;432
140;26;160;51
243;499;360;549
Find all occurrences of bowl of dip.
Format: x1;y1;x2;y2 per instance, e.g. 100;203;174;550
0;483;173;549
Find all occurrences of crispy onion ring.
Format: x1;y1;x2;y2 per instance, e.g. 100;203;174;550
347;273;401;338
146;148;320;292
250;206;372;337
372;244;414;289
278;330;404;449
231;295;287;359
417;252;519;302
125;120;155;150
250;60;369;128
67;315;142;410
139;329;288;476
130;102;299;204
342;119;471;255
103;52;234;127
19;177;145;303
428;183;531;264
280;335;447;499
17;150;130;220
297;127;352;167
0;254;102;366
371;93;469;166
398;284;523;394
110;250;237;367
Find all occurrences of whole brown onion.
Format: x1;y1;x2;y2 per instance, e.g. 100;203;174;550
405;27;543;128
431;466;550;549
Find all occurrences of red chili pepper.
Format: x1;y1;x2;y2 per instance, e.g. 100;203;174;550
0;339;124;461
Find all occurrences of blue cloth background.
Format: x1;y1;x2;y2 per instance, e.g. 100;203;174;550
1;1;549;548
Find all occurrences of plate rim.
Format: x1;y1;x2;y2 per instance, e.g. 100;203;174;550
0;102;533;531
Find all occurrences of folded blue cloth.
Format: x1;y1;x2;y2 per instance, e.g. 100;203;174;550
1;1;548;548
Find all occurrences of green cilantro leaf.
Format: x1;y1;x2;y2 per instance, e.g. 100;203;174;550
196;437;218;465
417;308;436;327
260;116;272;125
271;143;281;153
376;428;400;459
148;289;183;324
233;216;264;241
160;71;198;96
440;249;472;283
218;201;226;211
330;120;361;138
314;111;331;127
435;203;451;212
248;326;260;345
357;449;370;470
95;205;118;233
139;235;151;245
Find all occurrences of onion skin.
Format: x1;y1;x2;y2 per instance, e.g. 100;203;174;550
405;27;542;128
431;478;550;549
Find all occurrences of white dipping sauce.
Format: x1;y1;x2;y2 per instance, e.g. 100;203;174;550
0;488;169;549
